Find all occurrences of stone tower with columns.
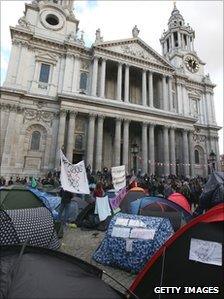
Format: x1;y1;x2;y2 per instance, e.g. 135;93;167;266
0;1;221;179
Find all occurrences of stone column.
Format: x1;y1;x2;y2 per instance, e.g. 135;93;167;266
142;69;147;106
177;32;181;48
55;109;67;168
1;106;18;167
123;119;130;172
148;71;154;108
86;114;96;170
124;64;129;103
168;76;173;111
91;57;99;96
162;75;168;110
170;127;176;175
16;43;29;89
72;54;80;93
95;115;104;171
4;40;21;86
142;122;148;174
163;126;170;176
182;129;190;176
100;59;106;98
116;62;122;101
171;33;174;49
210;93;216;124
63;53;73;92
188;130;195;177
148;123;155;175
114;118;122;166
177;83;183;115
66;110;77;163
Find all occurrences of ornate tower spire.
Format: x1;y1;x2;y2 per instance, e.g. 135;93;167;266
160;2;195;58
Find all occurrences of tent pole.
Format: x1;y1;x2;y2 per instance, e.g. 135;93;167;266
159;246;167;299
102;270;140;299
5;239;30;298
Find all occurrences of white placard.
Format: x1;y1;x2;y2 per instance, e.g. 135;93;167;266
130;228;156;240
111;227;130;238
126;239;133;252
115;218;129;226
111;165;126;191
189;238;222;266
128;219;146;228
60;150;90;194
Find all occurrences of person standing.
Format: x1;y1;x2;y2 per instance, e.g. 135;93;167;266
58;188;73;225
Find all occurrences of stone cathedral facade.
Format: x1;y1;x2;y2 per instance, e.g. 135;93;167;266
0;0;221;179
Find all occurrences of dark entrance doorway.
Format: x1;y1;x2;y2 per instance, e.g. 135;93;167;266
73;152;83;164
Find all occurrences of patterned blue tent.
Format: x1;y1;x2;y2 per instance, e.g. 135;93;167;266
93;213;173;273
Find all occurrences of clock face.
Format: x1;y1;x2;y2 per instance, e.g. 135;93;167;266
184;56;200;73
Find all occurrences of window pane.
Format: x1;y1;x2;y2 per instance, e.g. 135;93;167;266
195;150;199;164
75;134;83;150
79;73;88;90
39;64;50;83
31;131;41;150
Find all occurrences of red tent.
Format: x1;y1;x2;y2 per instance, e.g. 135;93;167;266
168;192;191;213
129;204;224;299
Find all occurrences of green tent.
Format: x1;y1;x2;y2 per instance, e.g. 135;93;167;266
0;186;45;210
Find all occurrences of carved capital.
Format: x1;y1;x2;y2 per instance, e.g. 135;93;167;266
69;110;77;118
60;109;67;117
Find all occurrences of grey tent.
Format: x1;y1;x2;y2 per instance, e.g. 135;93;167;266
0;245;123;299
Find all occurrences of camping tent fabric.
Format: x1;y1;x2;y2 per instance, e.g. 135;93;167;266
0;245;122;299
199;171;224;209
0;207;60;250
0;187;44;210
120;190;146;213
131;196;192;231
168;192;191;213
93;213;174;273
29;188;61;219
129;203;224;299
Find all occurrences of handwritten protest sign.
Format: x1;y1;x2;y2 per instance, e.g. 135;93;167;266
60;150;90;194
111;165;126;191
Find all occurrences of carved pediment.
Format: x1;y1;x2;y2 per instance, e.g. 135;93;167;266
35;51;58;65
95;38;173;69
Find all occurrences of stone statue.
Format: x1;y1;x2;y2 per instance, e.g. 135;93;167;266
95;28;103;43
18;13;31;29
132;25;140;38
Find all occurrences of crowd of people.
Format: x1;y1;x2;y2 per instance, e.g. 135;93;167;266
1;168;209;212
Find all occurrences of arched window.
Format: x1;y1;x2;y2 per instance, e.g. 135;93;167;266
195;149;200;164
79;72;88;91
30;131;41;151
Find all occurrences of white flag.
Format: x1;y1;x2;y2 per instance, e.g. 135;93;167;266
60;150;90;194
111;165;126;191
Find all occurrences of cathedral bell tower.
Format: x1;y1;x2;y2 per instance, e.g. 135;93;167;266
160;2;205;80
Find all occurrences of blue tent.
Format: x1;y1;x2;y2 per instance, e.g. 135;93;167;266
93;213;174;273
130;196;192;231
29;188;61;219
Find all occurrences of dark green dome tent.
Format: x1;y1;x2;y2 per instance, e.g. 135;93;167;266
0;186;45;210
0;245;123;299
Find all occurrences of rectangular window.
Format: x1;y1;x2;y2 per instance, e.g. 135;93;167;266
79;72;88;91
39;64;50;83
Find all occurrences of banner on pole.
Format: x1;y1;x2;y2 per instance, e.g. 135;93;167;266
60;150;90;194
111;165;126;191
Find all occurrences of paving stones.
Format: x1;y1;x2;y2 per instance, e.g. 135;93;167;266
60;227;136;294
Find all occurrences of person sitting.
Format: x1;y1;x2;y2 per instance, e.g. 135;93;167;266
93;182;105;198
